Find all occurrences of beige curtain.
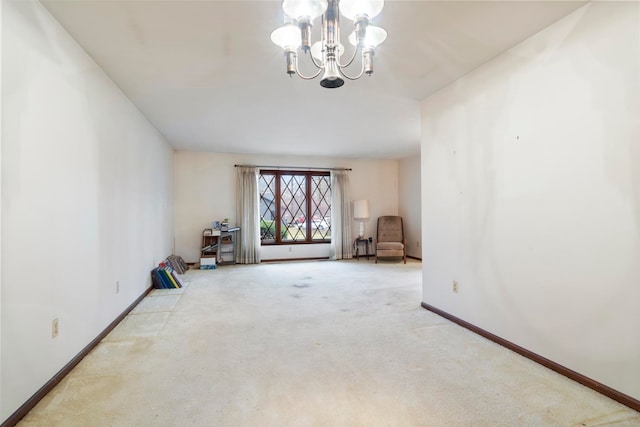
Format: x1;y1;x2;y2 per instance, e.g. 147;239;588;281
330;170;353;260
236;167;261;264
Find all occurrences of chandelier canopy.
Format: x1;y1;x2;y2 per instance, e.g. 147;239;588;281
271;0;387;88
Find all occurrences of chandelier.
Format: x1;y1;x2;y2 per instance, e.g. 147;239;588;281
270;0;387;88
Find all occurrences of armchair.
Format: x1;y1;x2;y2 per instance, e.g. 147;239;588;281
374;216;407;264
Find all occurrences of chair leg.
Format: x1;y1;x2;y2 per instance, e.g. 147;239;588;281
374;240;378;263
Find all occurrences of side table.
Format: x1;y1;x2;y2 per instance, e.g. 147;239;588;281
354;238;370;260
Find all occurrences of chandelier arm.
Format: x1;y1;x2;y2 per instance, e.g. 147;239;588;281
294;54;324;80
339;58;366;80
336;45;360;69
308;51;324;70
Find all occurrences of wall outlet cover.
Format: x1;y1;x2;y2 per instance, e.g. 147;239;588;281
52;318;59;338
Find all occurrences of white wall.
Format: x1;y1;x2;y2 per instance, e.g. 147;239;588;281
421;2;640;400
174;151;398;262
0;0;4;414
1;1;174;421
399;155;421;259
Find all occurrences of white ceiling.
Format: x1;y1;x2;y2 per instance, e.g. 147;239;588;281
41;0;585;159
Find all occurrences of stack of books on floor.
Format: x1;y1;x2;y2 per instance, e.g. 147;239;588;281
166;255;189;274
151;256;189;289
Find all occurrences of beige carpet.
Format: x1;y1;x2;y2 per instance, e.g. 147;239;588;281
19;259;640;426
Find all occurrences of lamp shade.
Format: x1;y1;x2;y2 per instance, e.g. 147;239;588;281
282;0;328;21
339;0;384;21
348;25;387;48
270;24;302;50
353;200;370;219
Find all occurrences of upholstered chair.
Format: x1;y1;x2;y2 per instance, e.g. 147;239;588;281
374;216;407;264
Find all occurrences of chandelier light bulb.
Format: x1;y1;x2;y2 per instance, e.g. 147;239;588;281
282;0;328;21
339;0;384;21
270;24;302;50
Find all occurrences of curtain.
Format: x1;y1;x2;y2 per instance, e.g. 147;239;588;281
236;167;261;264
330;170;353;260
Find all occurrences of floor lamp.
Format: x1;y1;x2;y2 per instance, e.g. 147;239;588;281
353;200;369;239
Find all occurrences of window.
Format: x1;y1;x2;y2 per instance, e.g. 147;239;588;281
259;170;331;244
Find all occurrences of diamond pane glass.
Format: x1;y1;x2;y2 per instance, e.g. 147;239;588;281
280;174;307;242
259;174;277;242
310;175;331;240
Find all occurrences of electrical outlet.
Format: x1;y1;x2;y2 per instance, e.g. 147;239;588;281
453;281;459;293
416;241;420;248
116;280;120;294
288;247;292;253
52;318;59;339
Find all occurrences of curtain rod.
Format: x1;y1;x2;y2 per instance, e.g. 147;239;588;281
234;164;352;172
